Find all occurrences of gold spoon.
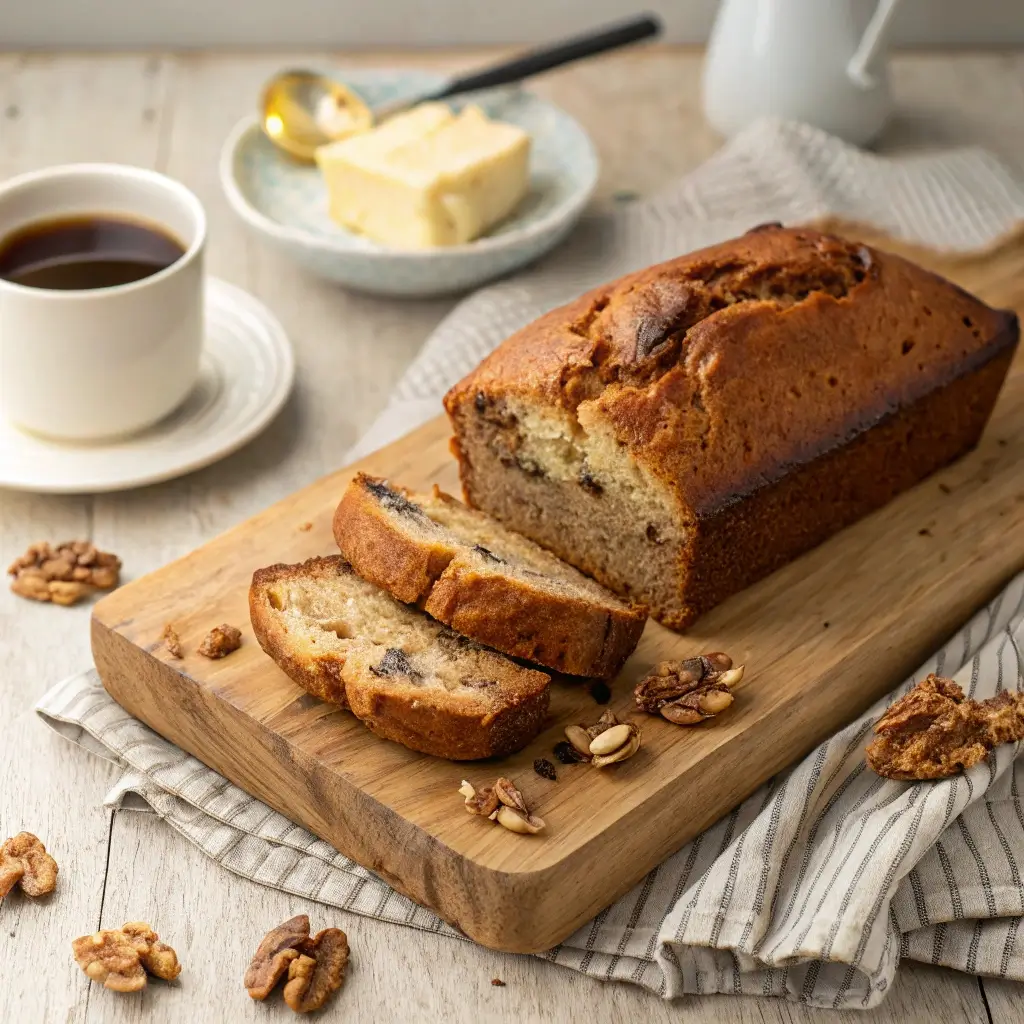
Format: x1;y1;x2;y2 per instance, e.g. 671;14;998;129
260;13;661;163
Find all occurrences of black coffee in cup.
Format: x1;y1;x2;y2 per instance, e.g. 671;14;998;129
0;215;185;291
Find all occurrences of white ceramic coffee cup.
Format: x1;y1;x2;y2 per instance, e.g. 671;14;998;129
0;163;206;441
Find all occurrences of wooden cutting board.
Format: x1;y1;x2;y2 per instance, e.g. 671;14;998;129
92;227;1024;954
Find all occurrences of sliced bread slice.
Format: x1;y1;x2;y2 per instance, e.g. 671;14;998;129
333;474;647;678
249;555;550;760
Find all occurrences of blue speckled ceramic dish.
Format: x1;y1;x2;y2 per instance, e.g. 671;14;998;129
220;70;599;297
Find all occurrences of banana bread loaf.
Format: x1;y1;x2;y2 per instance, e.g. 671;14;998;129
444;224;1019;629
249;556;550;759
334;474;647;678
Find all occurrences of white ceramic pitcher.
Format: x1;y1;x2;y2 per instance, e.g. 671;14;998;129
701;0;904;146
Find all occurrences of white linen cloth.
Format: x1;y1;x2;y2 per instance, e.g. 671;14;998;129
36;120;1024;1009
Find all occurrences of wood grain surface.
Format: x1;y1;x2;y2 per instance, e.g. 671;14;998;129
4;48;1024;1023
91;226;1024;953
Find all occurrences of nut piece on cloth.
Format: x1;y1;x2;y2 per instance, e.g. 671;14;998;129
866;674;1024;780
0;832;58;900
198;623;242;659
634;653;743;725
7;540;121;605
72;922;181;992
282;928;350;1013
459;777;545;834
245;914;310;1000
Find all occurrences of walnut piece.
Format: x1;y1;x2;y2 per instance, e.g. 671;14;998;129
0;832;58;900
634;653;743;725
8;540;121;605
459;778;545;834
245;914;311;1000
246;916;349;1013
198;623;242;659
282;928;349;1013
162;623;183;659
72;922;181;992
866;675;1024;780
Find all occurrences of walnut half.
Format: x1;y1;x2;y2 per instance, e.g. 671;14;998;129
0;832;58;900
246;915;349;1014
866;675;1024;780
634;653;743;725
72;922;181;993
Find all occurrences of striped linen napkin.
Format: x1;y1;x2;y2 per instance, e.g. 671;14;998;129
36;119;1024;1009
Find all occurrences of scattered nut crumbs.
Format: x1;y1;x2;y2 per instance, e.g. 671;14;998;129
246;914;349;1014
866;675;1024;780
0;832;58;900
491;978;506;987
533;758;556;781
459;777;545;835
198;623;242;659
72;922;181;992
634;653;743;725
588;679;611;704
298;522;313;532
7;540;121;606
162;624;183;659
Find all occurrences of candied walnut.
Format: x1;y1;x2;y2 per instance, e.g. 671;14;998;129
459;778;544;834
162;623;183;659
866;675;1024;780
0;832;58;900
72;922;180;992
245;914;310;1000
198;623;242;659
7;540;121;605
282;927;349;1013
634;653;744;725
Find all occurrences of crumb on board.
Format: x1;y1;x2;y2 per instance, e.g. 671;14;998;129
298;522;313;532
491;978;506;987
162;624;183;659
198;623;242;659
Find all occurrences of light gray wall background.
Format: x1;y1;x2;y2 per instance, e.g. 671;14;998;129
1;0;1023;48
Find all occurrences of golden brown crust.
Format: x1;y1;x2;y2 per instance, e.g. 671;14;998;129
248;556;550;760
422;565;640;680
334;474;646;678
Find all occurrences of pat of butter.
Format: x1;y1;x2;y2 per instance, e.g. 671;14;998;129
315;103;530;249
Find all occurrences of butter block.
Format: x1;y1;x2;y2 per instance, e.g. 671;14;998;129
315;103;531;249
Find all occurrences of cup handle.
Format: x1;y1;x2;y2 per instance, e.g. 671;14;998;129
847;0;902;89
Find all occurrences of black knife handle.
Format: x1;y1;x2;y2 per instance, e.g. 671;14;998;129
428;14;662;100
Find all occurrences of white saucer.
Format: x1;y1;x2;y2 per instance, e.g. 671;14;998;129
0;277;295;494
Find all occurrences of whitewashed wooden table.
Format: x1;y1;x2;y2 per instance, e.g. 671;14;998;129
2;47;1024;1023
